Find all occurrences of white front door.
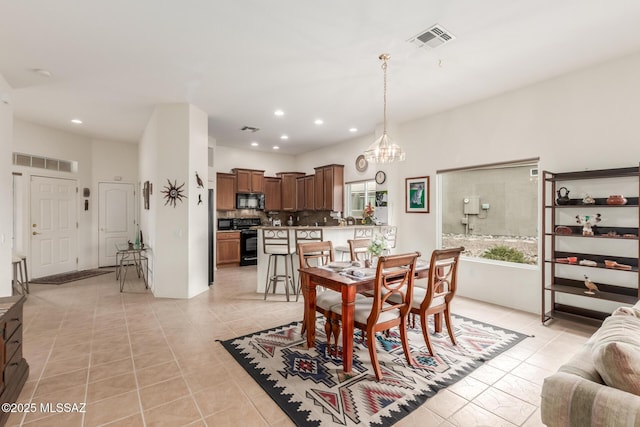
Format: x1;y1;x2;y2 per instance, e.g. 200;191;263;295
99;182;135;267
30;176;78;278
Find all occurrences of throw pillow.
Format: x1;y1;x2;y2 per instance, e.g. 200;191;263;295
592;316;640;396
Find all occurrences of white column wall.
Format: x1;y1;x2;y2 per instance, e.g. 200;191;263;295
139;103;208;299
0;74;13;296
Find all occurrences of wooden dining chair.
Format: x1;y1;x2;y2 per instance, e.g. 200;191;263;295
404;247;463;357
348;238;371;262
297;241;366;347
294;228;324;301
329;251;420;380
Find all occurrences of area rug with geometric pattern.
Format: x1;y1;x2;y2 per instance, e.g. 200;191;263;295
221;314;527;427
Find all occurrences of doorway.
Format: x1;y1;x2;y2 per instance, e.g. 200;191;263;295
30;175;78;278
98;182;135;267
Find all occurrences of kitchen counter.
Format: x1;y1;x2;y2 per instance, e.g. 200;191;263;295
256;225;387;294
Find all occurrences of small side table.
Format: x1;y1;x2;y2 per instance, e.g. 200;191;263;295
115;244;149;292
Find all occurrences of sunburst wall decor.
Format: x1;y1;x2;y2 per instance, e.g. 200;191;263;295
161;179;187;207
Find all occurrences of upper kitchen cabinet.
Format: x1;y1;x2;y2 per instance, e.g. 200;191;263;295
314;164;344;212
264;177;282;211
233;168;265;193
296;176;305;211
277;172;305;211
216;173;236;211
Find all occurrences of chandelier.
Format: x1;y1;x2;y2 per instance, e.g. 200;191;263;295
363;53;406;164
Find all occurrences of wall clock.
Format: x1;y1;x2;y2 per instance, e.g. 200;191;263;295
375;170;386;184
355;155;368;172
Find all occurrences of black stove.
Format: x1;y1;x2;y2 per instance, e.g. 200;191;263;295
236;218;261;265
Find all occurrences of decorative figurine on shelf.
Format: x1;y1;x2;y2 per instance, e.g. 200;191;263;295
584;275;599;295
582;194;595;205
576;213;601;236
556;187;571;205
362;202;376;225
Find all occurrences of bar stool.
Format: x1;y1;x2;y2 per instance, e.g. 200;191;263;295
263;228;297;301
335;226;374;260
12;253;29;295
294;228;324;301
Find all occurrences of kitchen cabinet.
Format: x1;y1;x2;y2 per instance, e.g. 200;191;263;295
314;164;344;212
541;165;639;324
233;168;265;193
216;232;241;266
304;175;315;210
264;177;282;211
296;176;305;211
0;296;28;427
216;173;236;211
277;172;305;211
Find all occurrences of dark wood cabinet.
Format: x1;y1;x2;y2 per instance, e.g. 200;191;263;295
216;232;241;266
0;296;28;427
277;172;305;211
541;165;640;324
216;173;236;211
296;177;305;211
264;177;282;211
233;168;265;193
304;175;315;210
314;164;344;212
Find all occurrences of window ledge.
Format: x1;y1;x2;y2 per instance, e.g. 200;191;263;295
460;255;539;271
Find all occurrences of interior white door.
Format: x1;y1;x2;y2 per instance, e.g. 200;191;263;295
30;176;78;278
99;183;135;267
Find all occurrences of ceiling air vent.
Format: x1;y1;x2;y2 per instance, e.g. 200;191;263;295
240;126;260;133
409;24;455;49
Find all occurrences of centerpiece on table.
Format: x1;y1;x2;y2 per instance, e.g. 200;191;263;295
362;202;376;225
365;234;388;268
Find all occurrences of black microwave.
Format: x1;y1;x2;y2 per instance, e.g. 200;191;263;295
236;193;264;210
217;218;234;231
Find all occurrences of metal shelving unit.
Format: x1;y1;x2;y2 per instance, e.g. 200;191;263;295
541;165;640;324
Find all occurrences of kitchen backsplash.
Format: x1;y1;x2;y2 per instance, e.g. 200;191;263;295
216;209;340;226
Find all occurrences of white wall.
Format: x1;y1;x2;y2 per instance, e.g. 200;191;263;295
139;103;209;299
386;51;640;313
0;74;13;296
214;145;295;176
12;119;140;274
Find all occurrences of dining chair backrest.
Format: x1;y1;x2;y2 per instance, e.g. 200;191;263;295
354;226;374;239
294;228;324;250
368;252;420;325
380;226;397;249
348;238;371;262
297;241;334;269
262;227;294;255
422;247;463;311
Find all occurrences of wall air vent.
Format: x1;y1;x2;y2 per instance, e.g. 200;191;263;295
13;152;76;173
240;126;260;133
409;24;455;49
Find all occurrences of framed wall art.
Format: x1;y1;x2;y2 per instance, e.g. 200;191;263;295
405;176;429;213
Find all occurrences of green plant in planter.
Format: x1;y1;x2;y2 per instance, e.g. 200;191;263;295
481;245;527;264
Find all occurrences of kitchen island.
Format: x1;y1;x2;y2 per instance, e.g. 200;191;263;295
256;225;387;294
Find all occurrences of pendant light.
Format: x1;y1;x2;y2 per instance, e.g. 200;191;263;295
363;53;406;163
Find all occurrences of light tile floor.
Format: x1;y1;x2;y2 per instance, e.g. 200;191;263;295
7;266;597;426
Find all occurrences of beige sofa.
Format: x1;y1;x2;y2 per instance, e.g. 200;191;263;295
541;301;640;426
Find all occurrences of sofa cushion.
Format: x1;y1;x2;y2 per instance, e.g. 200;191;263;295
592;315;640;396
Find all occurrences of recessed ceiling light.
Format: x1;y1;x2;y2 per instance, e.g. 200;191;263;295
274;110;284;116
349;127;358;132
280;135;289;140
32;68;52;78
314;119;324;125
273;146;280;150
250;142;259;147
71;119;83;124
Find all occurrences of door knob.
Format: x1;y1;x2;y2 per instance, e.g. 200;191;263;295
32;231;41;235
32;223;37;227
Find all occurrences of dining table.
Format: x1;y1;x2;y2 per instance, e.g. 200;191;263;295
299;261;431;373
